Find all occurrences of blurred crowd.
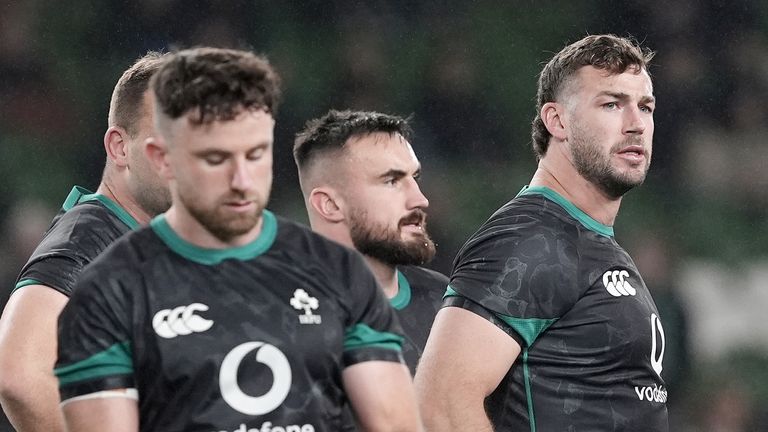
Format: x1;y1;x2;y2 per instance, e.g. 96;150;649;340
2;0;768;429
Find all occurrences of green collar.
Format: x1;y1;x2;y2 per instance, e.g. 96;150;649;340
62;186;140;230
517;185;614;237
390;269;412;310
150;210;278;265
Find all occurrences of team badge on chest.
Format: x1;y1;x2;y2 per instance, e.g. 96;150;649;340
290;289;322;324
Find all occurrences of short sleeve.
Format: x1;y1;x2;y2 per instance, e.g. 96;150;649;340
338;251;404;367
447;212;580;346
55;265;136;401
15;254;83;296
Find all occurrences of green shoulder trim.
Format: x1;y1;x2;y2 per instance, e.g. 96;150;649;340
517;185;614;238
389;270;412;310
55;341;133;387
12;278;43;293
443;285;459;299
150;210;278;265
443;286;556;346
61;185;140;230
344;323;403;352
496;315;557;347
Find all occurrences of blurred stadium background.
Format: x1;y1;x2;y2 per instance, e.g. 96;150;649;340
2;1;768;430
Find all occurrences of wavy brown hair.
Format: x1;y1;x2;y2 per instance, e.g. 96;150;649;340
531;34;655;159
152;47;281;125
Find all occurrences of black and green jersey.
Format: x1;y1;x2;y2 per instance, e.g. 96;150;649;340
392;266;447;374
447;186;668;432
15;186;138;296
56;210;405;432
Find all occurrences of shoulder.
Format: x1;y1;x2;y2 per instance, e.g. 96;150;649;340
455;195;580;272
399;265;449;290
272;215;366;266
36;201;131;258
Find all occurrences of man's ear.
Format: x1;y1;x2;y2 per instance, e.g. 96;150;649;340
145;136;173;180
104;126;130;167
541;102;568;141
308;187;345;223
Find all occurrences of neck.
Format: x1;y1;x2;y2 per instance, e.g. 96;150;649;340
163;205;264;249
97;176;152;225
364;256;399;299
531;154;622;226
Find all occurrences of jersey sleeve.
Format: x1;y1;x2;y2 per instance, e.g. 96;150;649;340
15;254;84;296
55;264;136;401
447;213;580;347
338;251;405;367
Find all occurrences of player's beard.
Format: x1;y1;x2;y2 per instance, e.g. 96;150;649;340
181;190;266;243
349;208;436;266
570;122;651;198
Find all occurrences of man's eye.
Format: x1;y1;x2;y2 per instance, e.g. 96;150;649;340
205;155;225;165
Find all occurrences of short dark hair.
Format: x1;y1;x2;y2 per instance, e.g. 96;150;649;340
293;109;413;172
531;34;655;159
152;47;281;125
108;51;168;137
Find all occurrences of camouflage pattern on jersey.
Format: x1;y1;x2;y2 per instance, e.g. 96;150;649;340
447;186;668;432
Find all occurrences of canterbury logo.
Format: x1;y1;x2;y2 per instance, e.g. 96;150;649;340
602;269;636;297
152;303;214;338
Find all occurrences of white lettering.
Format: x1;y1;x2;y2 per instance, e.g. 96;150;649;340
635;386;645;400
634;385;668;403
212;423;315;432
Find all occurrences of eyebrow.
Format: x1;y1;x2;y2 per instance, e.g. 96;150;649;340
378;166;422;180
599;91;655;104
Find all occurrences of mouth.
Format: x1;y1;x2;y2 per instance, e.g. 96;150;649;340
616;145;646;163
224;200;256;211
399;211;427;233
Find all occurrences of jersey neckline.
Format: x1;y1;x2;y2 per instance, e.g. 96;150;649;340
150;210;278;265
517;185;614;237
62;186;140;230
390;269;412;310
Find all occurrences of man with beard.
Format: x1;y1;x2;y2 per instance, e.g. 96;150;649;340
293;109;448;374
54;48;421;432
415;34;669;431
0;52;171;432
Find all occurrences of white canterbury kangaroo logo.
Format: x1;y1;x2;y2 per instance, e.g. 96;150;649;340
602;269;636;297
152;303;214;338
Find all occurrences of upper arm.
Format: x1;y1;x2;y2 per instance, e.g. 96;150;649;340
414;306;521;416
62;394;138;432
0;285;68;382
343;361;421;432
56;270;135;403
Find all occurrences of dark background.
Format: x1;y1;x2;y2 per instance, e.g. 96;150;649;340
2;1;768;430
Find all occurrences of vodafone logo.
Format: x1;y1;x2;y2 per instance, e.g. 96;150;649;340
219;342;292;415
650;313;665;378
602;269;636;297
152;303;214;339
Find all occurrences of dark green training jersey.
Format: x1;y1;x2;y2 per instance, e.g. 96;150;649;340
447;186;668;432
15;186;138;296
56;210;405;432
393;266;447;374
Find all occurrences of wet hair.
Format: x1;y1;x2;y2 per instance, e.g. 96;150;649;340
108;51;168;137
293;109;413;173
151;47;281;125
531;34;655;159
